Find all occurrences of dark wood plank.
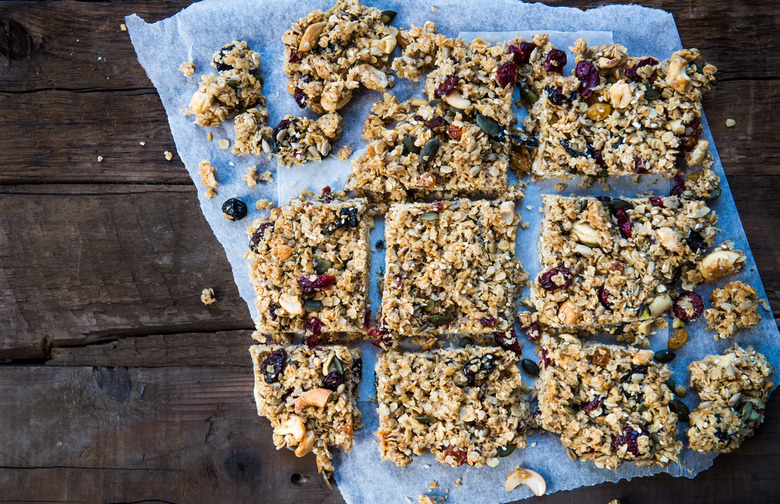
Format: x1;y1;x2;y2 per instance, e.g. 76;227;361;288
0;365;344;504
0;185;253;359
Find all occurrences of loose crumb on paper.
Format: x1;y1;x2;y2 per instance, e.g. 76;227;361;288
337;145;352;161
256;198;274;211
198;160;218;199
454;478;462;488
418;496;436;504
207;132;213;141
431;6;438;12
200;287;216;305
164;150;173;161
258;170;273;183
219;139;230;150
243;166;258;187
179;61;195;76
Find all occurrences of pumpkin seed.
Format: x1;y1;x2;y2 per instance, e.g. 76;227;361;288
665;377;677;393
564;405;578;415
420;211;440;221
420;138;440;164
380;10;397;24
637;402;649;414
417;415;438;425
426;314;453;326
333;357;344;375
521;358;540;377
497;444;516;457
609;198;632;212
703;187;722;202
644;88;661;100
459;337;475;348
476;113;501;138
448;105;465;114
315;259;332;275
741;401;754;420
258;75;264;88
226;79;238;89
520;87;539;104
637;304;651;319
320;470;332;491
654;349;676;363
303;299;324;311
403;134;420;155
671;399;690;422
424;298;435;312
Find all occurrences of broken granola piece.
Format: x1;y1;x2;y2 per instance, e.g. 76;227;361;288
391;22;444;81
536;335;682;469
337;145;352;161
250;344;363;477
704;281;763;340
233;108;273;155
188;41;265;127
680;241;746;287
375;347;530;468
282;0;397;113
179;61;195;76
379;200;527;341
688;345;773;453
243;166;258;187
247;199;370;340
198;160;218;199
268;113;344;166
200;287;216;305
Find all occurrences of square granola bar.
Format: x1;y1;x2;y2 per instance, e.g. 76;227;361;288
522;36;718;179
536;335;682;469
687;344;773;453
247;199;370;342
379;199;526;340
250;344;363;476
375;346;530;467
530;195;718;337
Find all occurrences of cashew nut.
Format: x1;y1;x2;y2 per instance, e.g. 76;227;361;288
357;64;389;90
685;139;710;166
294;430;317;457
298;21;327;53
570;221;601;247
276;415;306;443
189;91;211;115
444;90;471;110
558;299;580;326
699;249;745;281
666;54;691;93
656;227;681;250
506;467;546;496
499;201;516;225
608;80;632;109
649;293;673;317
279;292;303;316
276;244;293;260
294;388;333;413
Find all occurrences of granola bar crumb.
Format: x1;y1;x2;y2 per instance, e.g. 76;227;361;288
337;145;352;161
179;61;195;77
429;481;438;489
243;166;258;187
164;150;173;161
97;155;103;162
418;496;436;504
725;118;736;127
255;198;271;210
120;23;127;32
200;287;217;305
139;141;146;146
198;160;218;199
430;6;438;12
555;183;566;192
454;478;462;487
704;281;763;340
258;170;274;183
218;139;230;150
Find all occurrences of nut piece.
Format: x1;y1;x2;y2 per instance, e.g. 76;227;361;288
570;221;601;247
189;91;211;115
357;64;389;90
649;293;673;317
295;430;317;457
666;55;691;93
506;466;546;496
444;90;472;110
608;80;632;109
279;292;303;316
558;299;580;325
276;415;306;443
276;244;293;260
499;201;515;225
699;249;744;282
686;139;710;166
298;21;327;53
294;388;333;413
200;287;217;306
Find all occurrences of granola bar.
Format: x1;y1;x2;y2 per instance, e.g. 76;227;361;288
282;0;397;113
530;195;718;338
247;199;370;341
704;281;763;341
523;35;718;179
249;344;363;476
346;93;512;201
188;41;266;127
687;345;773;453
536;335;682;469
375;347;530;467
680;241;747;289
379;199;526;341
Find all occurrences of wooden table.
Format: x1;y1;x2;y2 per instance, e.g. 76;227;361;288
1;1;778;502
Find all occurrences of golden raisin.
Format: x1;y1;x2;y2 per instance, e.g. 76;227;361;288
668;327;689;349
591;346;611;366
586;103;613;121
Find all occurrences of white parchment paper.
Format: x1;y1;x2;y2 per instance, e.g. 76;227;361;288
126;1;780;503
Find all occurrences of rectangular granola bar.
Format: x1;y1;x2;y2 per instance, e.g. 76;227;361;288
530;195;718;338
687;344;773;453
250;344;363;476
379;199;526;341
375;346;530;467
536;335;682;469
247;198;370;342
522;35;718;179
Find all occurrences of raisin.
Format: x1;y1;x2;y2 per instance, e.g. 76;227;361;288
304;316;324;349
447;124;462;140
545;85;570;106
214;44;236;72
538;265;573;290
493;329;522;357
267;303;280;321
523;322;542;343
599;287;613;308
582;395;602;412
679;117;702;150
625;57;658;82
249;222;274;252
261;348;286;384
673;292;704;322
288;48;300;64
509;42;536;66
352;357;363;379
442;446;468;466
614;427;648;456
496;61;517;88
587;146;606;167
463;354;497;384
427;116;447;131
539;347;550;368
670;174;686;197
294;87;307;108
543;48;567;74
559;139;584;157
222;198;248;221
668;327;689;350
322;371;344;391
590;346;610;366
369;326;392;349
375;239;385;250
298;274;336;296
575;60;600;97
435;74;459;98
479;316;497;327
335;207;359;229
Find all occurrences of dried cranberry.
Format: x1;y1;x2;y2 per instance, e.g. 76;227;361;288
288;48;300;64
320;185;333;203
670;174;686;197
249;222;274;252
369;326;392;349
625;57;658;82
538;265;573;290
304;316;325;349
479;316;497;327
298;274;337;296
575;60;600;97
493;329;522;357
543;48;567;74
447;124;462;140
679;117;702;150
634;158;649;174
509;42;536;66
294;87;307;108
496;61;517;88
614;426;647;456
649;197;665;207
582;395;602;412
516;418;527;436
523;322;542;343
614;208;632;238
427;116;448;131
599;287;613;308
540;348;550;368
435;74;459;98
267;303;280;321
596;196;611;203
686;231;707;252
673;292;704;322
587;146;605;167
545;85;569;106
261;348;286;384
442;446;468;466
322;371;344;391
413;114;424;122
